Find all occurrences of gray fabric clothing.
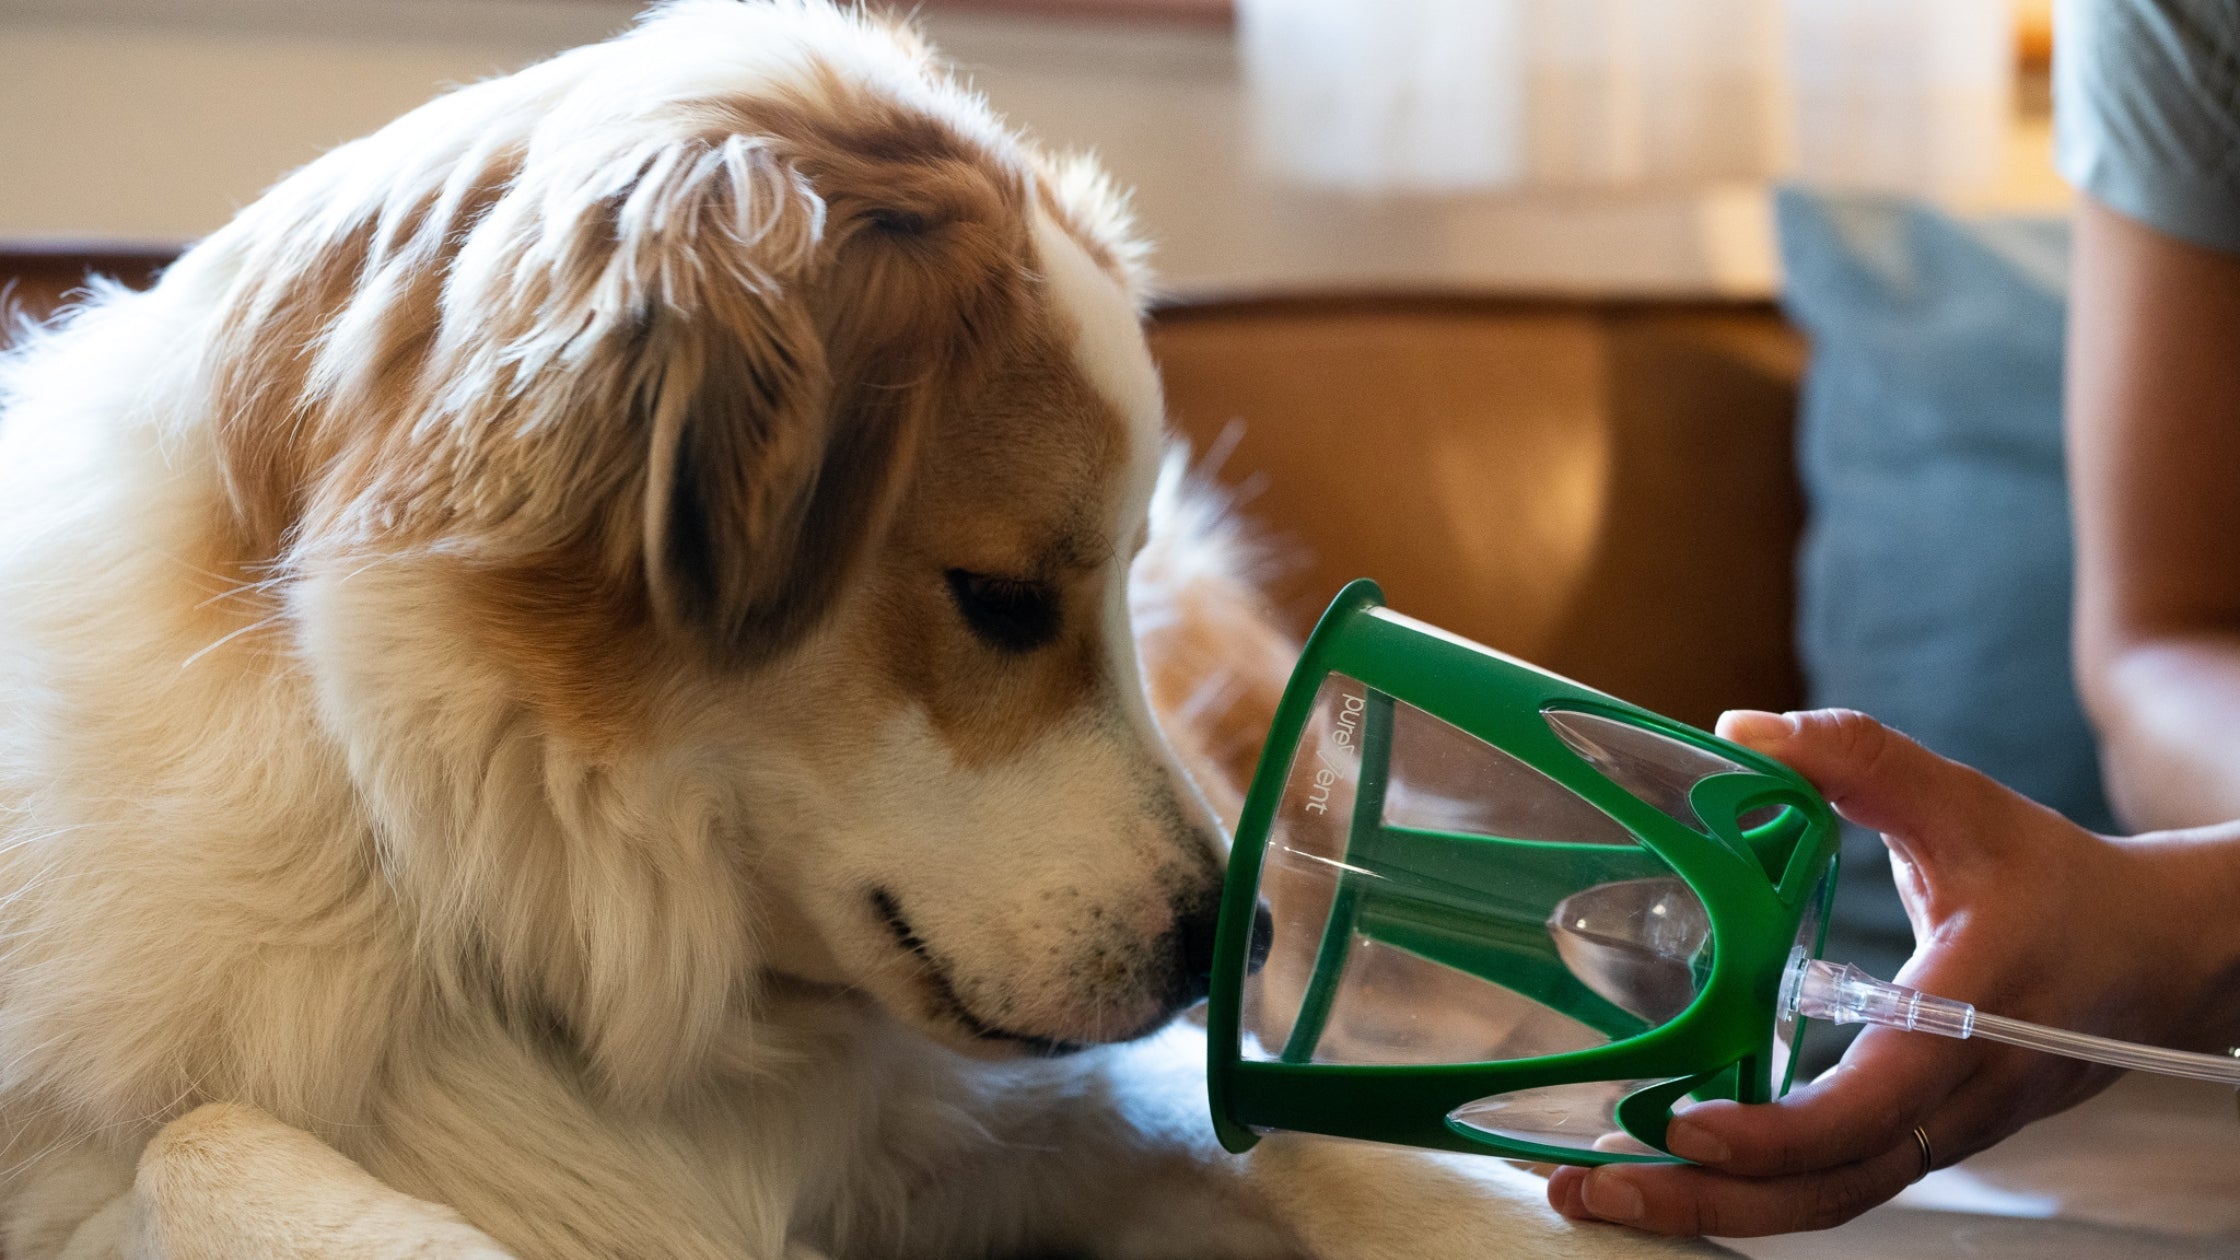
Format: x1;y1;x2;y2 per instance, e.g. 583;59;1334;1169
2056;0;2240;253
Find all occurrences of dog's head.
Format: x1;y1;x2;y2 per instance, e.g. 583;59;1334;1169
191;1;1225;1091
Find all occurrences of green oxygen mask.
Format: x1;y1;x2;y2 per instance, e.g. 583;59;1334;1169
1206;581;2240;1168
1205;580;1839;1166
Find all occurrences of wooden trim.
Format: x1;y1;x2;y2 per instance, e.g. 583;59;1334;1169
905;0;1232;28
0;242;184;270
1147;289;1785;325
0;244;182;305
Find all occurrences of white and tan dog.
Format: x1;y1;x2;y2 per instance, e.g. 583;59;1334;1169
0;3;1716;1256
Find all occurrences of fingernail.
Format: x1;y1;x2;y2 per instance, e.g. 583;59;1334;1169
1547;1167;1591;1220
1665;1119;1731;1164
1583;1172;1645;1223
1718;710;1796;746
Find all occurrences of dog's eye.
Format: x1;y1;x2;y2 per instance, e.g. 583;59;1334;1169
944;569;1060;653
865;207;933;236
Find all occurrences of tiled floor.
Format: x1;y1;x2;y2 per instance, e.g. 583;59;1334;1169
1725;1074;2240;1258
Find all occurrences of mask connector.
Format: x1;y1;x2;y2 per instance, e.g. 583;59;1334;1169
1783;954;2240;1087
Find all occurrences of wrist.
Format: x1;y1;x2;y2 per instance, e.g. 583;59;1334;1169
2121;820;2240;1051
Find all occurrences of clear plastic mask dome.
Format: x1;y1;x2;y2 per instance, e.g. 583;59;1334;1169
1238;670;1774;1154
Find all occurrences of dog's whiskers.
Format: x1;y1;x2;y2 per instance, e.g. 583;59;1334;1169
178;612;288;671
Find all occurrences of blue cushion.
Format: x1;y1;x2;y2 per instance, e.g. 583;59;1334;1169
1776;188;2116;984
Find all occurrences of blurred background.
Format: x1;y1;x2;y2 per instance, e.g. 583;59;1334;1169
0;0;2059;293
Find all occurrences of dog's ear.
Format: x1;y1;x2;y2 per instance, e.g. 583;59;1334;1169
596;124;1029;664
610;141;841;661
416;130;853;662
428;115;1023;664
630;120;1029;663
578;133;875;664
472;130;945;665
635;283;920;664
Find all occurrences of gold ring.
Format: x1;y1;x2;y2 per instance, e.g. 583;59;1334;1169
1910;1125;1935;1180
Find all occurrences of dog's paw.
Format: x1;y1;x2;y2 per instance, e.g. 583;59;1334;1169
130;1103;516;1259
1242;1136;1733;1260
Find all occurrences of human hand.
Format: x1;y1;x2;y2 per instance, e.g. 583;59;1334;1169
1545;708;2240;1236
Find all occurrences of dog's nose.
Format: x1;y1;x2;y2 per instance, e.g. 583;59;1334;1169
1170;894;1224;1008
1245;900;1274;976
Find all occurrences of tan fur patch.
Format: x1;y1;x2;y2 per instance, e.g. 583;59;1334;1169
853;299;1137;770
449;556;666;757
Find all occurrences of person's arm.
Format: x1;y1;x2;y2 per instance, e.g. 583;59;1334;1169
2067;192;2240;831
1545;708;2240;1237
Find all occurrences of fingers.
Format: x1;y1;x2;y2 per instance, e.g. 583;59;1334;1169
1715;708;2017;866
1546;1165;1589;1218
1542;1026;1980;1237
1659;1027;1972;1177
1545;1028;2090;1237
1548;1136;1927;1237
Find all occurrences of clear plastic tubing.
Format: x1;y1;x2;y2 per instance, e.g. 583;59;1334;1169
1784;955;2240;1086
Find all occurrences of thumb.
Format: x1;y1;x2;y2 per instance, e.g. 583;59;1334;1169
1714;708;2013;868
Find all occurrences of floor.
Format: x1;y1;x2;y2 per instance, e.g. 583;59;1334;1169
1724;1074;2240;1258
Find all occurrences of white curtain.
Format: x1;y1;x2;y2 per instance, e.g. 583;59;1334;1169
1239;0;2013;194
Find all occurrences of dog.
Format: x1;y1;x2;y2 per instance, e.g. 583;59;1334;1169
0;3;1720;1255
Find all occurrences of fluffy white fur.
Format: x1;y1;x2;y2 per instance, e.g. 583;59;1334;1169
0;3;1721;1256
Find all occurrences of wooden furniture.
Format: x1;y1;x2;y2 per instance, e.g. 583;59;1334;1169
0;245;172;330
1149;295;1808;728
